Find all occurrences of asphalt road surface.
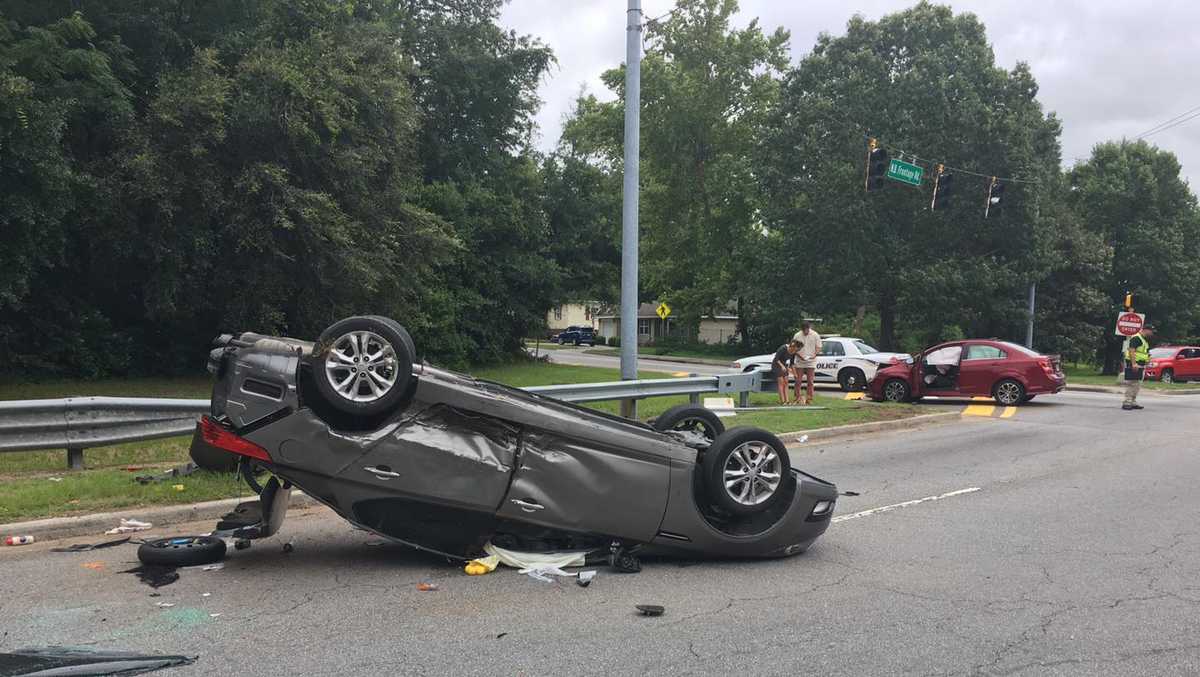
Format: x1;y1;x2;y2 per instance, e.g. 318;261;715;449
3;389;1199;676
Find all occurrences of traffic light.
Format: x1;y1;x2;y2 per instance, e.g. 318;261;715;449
865;138;889;192
985;176;1005;217
1124;292;1134;311
930;164;953;210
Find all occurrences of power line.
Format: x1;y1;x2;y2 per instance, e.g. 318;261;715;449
641;6;681;27
1138;108;1200;140
1133;103;1200;139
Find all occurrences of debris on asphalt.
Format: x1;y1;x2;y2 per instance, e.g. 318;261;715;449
416;582;439;592
636;604;665;617
4;536;34;546
519;565;576;583
282;540;295;554
209;613;222;618
199;563;224;572
105;518;152;535
121;564;180;588
576;570;597;587
797;434;810;444
201;593;211;597
609;547;642;574
51;536;131;552
155;602;176;608
840;490;861;497
496;633;508;639
0;647;197;675
464;555;500;575
81;561;106;572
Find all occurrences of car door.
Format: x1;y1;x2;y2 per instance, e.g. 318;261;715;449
496;428;672;543
919;344;964;396
333;405;519;553
958;343;1009;396
814;340;844;382
1179;349;1200;379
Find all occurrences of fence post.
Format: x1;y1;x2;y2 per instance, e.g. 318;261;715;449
688;373;700;405
67;446;84;470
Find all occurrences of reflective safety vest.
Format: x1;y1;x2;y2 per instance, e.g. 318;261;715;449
1129;333;1150;365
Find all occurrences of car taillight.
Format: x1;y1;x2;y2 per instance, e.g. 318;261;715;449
199;416;271;461
1038;358;1055;377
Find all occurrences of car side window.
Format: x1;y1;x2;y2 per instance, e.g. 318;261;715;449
963;345;1007;360
821;341;845;357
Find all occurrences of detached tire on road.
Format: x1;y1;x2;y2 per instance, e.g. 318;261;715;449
702;427;792;516
313;316;414;417
653;404;726;446
138;536;227;567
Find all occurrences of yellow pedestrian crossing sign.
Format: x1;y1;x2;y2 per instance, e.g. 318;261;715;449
656;303;671;320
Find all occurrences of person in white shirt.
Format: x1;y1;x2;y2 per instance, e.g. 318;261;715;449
791;322;821;405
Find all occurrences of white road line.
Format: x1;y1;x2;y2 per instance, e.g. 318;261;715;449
832;487;981;523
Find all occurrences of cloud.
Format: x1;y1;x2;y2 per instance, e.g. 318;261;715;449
500;0;1198;185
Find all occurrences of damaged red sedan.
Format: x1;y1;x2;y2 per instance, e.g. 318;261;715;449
869;339;1065;405
193;316;837;566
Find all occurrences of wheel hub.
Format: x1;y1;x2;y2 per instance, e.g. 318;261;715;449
324;330;398;403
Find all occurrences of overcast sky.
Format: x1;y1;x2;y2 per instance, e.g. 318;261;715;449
499;0;1198;186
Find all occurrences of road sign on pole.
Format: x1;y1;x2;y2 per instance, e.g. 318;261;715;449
656;302;671;320
886;159;923;186
1114;312;1145;337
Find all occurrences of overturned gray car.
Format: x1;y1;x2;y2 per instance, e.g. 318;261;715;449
199;316;836;561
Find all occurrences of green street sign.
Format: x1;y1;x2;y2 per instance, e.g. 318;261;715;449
887;159;923;186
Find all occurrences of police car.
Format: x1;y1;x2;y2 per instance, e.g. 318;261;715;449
731;336;911;391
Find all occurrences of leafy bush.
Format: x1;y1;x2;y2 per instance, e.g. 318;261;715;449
608;336;620;347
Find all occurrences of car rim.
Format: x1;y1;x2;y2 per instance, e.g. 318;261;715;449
1163;372;1173;383
324;331;398;403
722;441;782;506
997;382;1021;405
885;381;906;401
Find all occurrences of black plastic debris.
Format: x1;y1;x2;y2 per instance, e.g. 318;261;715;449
51;537;131;553
0;646;196;676
840;491;861;497
120;564;179;589
133;462;199;485
635;604;665;617
609;547;641;574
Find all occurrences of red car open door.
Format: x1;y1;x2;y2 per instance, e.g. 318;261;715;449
917;344;964;398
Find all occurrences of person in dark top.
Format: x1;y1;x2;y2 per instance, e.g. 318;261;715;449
773;341;799;404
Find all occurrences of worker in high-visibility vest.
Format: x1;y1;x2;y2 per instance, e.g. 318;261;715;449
1122;325;1155;410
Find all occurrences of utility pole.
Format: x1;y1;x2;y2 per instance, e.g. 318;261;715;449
619;0;641;419
1025;282;1036;348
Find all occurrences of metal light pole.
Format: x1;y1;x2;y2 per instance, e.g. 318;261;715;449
1025;282;1036;348
619;0;641;419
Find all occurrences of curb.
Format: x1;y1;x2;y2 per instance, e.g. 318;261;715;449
1064;384;1200;396
0;493;319;544
778;411;961;445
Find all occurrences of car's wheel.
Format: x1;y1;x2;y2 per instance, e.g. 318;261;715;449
702;427;792;516
365;315;417;363
653;404;726;447
313;316;413;417
1161;369;1174;383
137;536;227;567
993;379;1025;406
882;378;911;402
839;367;867;392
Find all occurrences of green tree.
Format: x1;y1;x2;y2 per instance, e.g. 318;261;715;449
1067;140;1200;371
563;0;789;340
758;2;1062;350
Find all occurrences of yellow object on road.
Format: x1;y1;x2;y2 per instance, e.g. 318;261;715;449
464;554;500;575
172;484;185;491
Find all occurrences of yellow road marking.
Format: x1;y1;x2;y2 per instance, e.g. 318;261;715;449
672;371;690;377
962;396;996;417
844;392;865;400
1000;406;1017;418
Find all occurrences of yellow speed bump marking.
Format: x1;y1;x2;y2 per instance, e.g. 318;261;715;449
844;392;865;400
962;396;996;417
1000;406;1017;418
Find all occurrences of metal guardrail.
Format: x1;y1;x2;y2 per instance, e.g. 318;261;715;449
0;371;758;468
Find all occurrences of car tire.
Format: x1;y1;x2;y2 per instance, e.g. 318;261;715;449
839;367;867;392
313;316;414;417
364;315;417;363
137;536;227;567
702;427;792;516
993;379;1025;406
882;378;910;402
652;404;726;446
1161;369;1174;383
